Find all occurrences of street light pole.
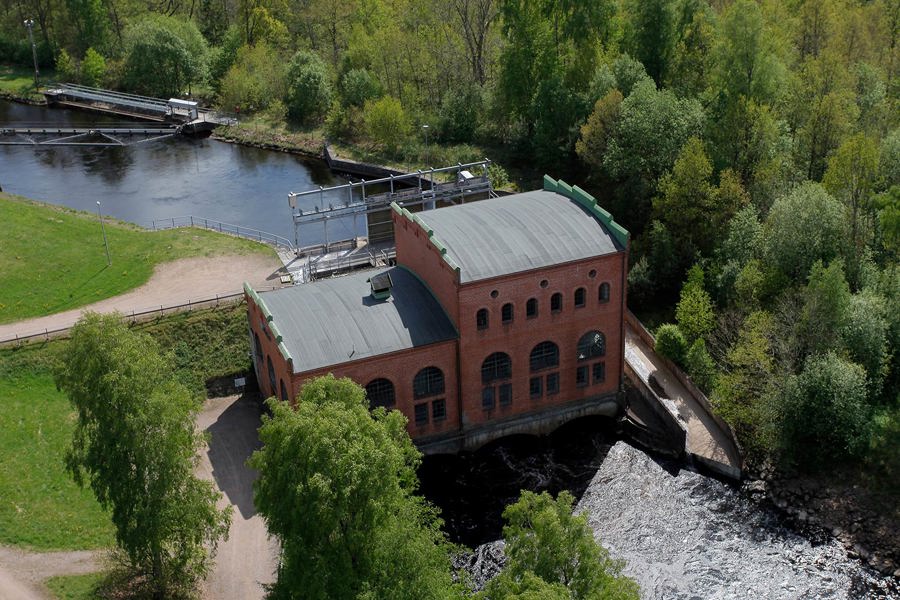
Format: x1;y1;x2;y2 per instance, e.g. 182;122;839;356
96;201;110;265
422;124;429;168
23;19;39;89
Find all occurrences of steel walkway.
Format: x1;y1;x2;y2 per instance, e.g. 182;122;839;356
0;126;179;146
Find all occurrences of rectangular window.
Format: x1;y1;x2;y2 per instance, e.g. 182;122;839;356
432;398;446;421
499;382;513;406
414;403;428;426
551;293;562;312
526;298;538;318
546;372;559;394
593;362;606;384
576;365;589;388
482;386;495;410
529;376;542;399
502;303;514;324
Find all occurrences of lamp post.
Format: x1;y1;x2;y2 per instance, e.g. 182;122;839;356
422;124;429;168
23;19;39;89
96;201;110;265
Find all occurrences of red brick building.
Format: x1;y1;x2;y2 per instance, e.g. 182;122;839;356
245;176;630;453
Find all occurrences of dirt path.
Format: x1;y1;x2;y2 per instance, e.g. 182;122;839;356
196;394;278;600
0;546;102;600
0;253;285;342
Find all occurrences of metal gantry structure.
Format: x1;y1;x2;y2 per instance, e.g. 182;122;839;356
287;159;494;254
0;125;180;146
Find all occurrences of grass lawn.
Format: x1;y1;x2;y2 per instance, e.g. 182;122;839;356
45;572;105;600
0;304;252;551
0;64;52;101
0;345;114;550
0;193;276;324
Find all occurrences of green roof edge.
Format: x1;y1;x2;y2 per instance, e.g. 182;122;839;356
545;175;630;248
391;201;461;275
243;281;293;364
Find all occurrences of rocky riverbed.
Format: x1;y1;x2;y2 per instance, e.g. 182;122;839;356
451;441;898;599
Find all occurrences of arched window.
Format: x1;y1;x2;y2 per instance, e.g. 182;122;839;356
526;298;538;318
366;378;395;409
482;352;511;384
577;331;606;361
414;367;444;398
476;308;489;330
502;303;514;323
279;379;288;401
599;282;611;303
551;292;563;312
574;287;586;308
266;355;276;395
530;341;559;372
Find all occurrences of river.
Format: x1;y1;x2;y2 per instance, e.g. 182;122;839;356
0;100;358;245
3;99;898;599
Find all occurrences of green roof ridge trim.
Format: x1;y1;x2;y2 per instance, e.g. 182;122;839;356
391;201;461;274
243;281;293;364
544;175;630;247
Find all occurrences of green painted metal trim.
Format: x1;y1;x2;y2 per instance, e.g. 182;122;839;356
243;281;293;363
394;201;461;277
544;176;630;248
390;201;403;215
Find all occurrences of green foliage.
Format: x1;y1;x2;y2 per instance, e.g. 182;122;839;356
55;313;230;597
488;162;510;190
576;90;624;171
655;323;688;364
867;406;900;490
339;67;382;108
65;0;110;55
589;54;652;99
796;260;851;357
80;47;105;87
779;352;871;468
44;573;105;600
714;205;763;303
55;49;78;82
676;265;715;343
624;0;675;84
711;311;779;458
219;42;285;113
208;26;244;94
364;96;411;154
666;0;716;97
685;338;716;392
841;291;890;395
874;186;900;254
482;491;639;600
122;16;208;98
285;50;332;125
199;0;229;45
250;375;456;600
765;182;845;280
440;85;482;144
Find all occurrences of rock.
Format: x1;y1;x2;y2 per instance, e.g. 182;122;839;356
798;510;808;522
747;480;766;494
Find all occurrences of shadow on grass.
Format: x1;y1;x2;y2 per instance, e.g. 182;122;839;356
42;265;111;314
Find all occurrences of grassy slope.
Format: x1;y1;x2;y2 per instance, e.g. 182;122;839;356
44;573;105;600
0;304;251;551
0;193;275;324
0;346;114;550
0;64;52;101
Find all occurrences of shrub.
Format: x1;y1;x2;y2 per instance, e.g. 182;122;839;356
81;48;106;87
655;323;687;364
284;50;332;125
339;68;382;108
363;96;411;154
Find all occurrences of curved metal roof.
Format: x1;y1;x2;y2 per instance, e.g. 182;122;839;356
416;190;623;283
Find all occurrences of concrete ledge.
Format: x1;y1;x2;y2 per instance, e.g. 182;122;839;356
417;394;623;455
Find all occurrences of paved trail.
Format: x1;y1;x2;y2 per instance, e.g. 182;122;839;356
0;547;101;600
0;253;285;341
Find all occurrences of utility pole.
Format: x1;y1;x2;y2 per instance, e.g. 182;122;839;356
96;201;111;265
422;124;429;168
23;19;39;89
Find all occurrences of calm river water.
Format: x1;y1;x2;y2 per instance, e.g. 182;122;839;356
0;100;356;244
3;99;897;599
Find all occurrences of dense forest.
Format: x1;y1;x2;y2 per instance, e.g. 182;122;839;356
1;0;898;479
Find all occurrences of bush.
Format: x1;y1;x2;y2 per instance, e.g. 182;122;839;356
339;68;382;108
284;50;332;125
685;338;716;392
363;96;411;154
219;43;285;114
655;323;687;364
81;48;106;87
56;49;78;82
440;85;482;143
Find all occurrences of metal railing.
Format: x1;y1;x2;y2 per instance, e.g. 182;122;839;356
0;287;270;347
149;216;295;252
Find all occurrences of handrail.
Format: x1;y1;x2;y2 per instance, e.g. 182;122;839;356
149;216;295;251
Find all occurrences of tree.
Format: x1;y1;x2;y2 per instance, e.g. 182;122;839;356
65;0;110;55
364;96;411;154
666;0;716;97
779;352;871;468
81;47;105;87
123;16;208;98
481;491;639;600
284;50;332;124
55;313;230;598
676;265;715;343
796;259;850;357
219;42;285;113
653;137;747;257
764;182;845;279
55;48;78;82
250;375;456;600
339;68;382;108
623;0;675;84
450;0;500;85
655;323;688;364
576;89;624;171
841;290;890;395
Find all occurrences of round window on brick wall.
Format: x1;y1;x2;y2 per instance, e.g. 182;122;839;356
490;289;499;298
540;279;549;288
588;269;597;278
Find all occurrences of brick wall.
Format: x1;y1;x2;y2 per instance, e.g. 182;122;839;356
456;252;627;428
246;292;295;401
292;339;460;439
393;209;461;328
